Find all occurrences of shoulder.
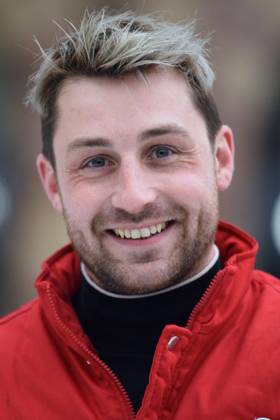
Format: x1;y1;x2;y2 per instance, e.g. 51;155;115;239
246;270;280;327
0;299;41;348
251;269;280;294
0;299;47;388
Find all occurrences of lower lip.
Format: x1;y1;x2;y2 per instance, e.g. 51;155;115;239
107;224;175;246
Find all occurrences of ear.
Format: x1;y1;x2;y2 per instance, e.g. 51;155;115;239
36;153;63;213
214;125;235;192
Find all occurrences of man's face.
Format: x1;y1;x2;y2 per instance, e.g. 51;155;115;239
38;68;234;294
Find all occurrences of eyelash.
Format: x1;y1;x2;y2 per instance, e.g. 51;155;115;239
82;155;113;169
148;145;176;160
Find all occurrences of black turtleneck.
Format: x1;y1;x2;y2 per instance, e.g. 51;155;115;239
72;258;220;412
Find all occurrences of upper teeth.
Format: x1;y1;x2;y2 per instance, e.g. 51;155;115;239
114;223;167;239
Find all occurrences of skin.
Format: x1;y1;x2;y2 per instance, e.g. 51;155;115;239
37;68;234;295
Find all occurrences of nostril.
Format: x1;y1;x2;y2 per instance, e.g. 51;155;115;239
111;184;158;214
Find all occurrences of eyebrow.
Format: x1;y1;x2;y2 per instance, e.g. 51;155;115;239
67;137;112;154
67;123;191;154
138;124;191;142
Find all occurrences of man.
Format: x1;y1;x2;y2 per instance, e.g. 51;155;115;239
0;9;279;419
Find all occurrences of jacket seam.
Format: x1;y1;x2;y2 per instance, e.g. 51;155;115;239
252;275;280;295
0;301;37;326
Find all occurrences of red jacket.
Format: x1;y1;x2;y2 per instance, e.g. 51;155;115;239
1;221;280;419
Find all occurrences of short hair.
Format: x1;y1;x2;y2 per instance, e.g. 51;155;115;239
26;9;222;167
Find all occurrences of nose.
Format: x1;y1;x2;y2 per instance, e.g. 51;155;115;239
111;161;158;214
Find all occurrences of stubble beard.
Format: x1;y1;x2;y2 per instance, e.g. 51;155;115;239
63;194;219;295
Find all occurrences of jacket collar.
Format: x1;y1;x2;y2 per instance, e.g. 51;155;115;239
35;220;259;344
36;220;258;296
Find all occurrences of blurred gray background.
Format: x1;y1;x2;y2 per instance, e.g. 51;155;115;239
1;0;280;316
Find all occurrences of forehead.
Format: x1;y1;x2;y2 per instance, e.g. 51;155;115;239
58;67;188;96
54;68;208;146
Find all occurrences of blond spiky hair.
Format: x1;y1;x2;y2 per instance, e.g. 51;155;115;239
26;8;221;166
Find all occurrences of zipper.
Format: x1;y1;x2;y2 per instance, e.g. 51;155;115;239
186;269;224;330
137;273;225;418
46;283;135;419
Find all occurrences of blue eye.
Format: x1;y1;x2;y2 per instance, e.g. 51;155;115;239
86;156;108;168
152;146;173;159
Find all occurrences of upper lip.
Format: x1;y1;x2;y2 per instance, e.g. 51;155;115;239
106;220;173;231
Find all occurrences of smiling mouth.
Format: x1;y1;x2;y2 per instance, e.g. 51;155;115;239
109;221;174;240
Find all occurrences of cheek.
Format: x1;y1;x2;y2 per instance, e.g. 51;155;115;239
60;182;108;223
165;172;213;206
